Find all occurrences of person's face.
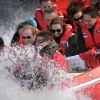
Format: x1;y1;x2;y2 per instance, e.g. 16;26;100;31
73;11;83;26
41;1;53;13
36;36;50;47
19;27;36;45
84;14;97;29
44;12;58;26
51;24;63;37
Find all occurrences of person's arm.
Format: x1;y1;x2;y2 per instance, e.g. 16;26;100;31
65;33;78;57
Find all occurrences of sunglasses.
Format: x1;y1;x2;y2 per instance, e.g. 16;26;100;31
74;15;83;21
36;39;45;43
51;29;62;33
22;36;31;39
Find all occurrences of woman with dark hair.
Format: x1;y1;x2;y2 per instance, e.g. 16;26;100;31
49;18;78;57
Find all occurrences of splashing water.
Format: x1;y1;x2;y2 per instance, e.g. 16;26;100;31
0;1;92;100
0;0;39;45
0;45;92;100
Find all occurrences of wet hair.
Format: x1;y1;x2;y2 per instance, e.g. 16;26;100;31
49;17;66;32
39;0;50;5
68;6;82;18
67;2;83;18
43;8;56;16
0;37;4;49
68;2;84;10
24;18;37;28
36;30;52;41
84;6;98;18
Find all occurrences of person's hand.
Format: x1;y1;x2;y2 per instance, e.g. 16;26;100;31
95;48;100;55
89;48;100;55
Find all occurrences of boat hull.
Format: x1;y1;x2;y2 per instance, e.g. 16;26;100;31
61;66;100;100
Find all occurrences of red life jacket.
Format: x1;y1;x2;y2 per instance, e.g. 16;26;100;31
59;24;73;53
35;4;64;30
50;50;68;72
41;49;68;72
82;18;100;49
51;0;68;15
79;48;100;68
35;8;48;30
19;28;40;45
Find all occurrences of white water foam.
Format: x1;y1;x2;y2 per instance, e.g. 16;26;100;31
0;45;91;100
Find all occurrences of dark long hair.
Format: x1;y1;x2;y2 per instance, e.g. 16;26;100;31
49;17;66;36
11;22;26;45
0;37;4;50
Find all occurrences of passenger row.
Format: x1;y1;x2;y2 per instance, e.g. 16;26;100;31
0;0;100;72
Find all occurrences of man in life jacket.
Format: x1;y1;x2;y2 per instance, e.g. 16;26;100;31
49;17;78;57
79;6;100;68
35;30;68;72
43;8;59;28
34;0;64;30
11;18;39;46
